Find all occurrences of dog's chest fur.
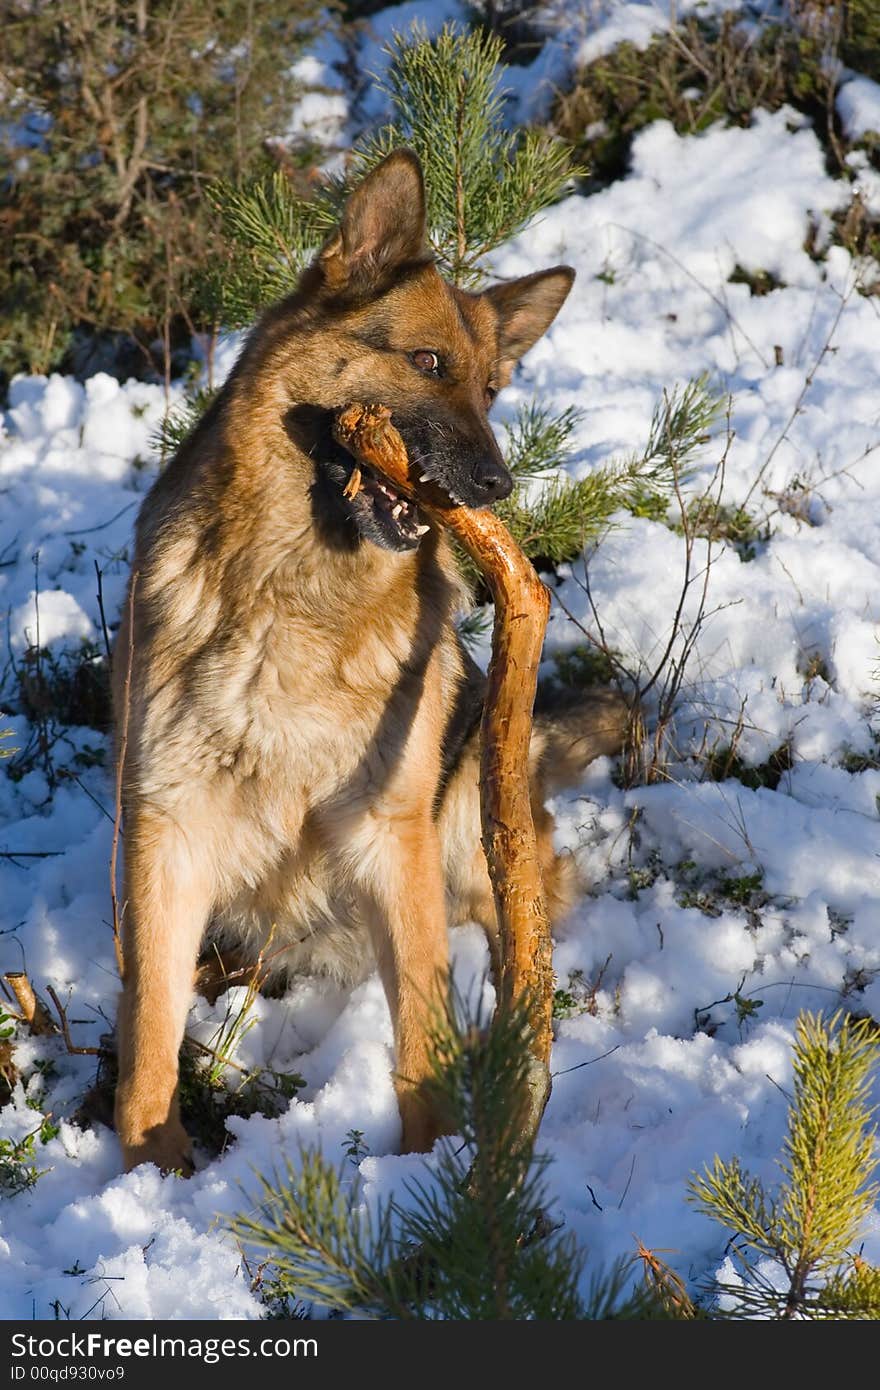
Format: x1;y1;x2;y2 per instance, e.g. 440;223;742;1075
122;437;467;977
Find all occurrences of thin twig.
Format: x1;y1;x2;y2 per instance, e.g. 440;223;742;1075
618;1154;637;1210
45;985;103;1055
63;501;137;538
609;222;769;368
94;561;113;664
110;573;138;979
184;1034;256;1079
742;281;854;509
552;1043;621;1078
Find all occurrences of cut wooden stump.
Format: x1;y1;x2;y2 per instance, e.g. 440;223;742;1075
333;402;553;1140
3;972;54;1036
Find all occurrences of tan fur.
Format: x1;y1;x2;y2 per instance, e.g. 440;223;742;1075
113;150;627;1173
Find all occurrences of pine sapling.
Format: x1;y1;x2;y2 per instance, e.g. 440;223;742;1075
349;23;576;286
689;1009;880;1319
230;986;675;1320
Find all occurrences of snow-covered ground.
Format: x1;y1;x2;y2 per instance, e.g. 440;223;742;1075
2;2;880;1319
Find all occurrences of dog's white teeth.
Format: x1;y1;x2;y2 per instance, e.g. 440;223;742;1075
415;523;430;536
391;502;403;519
419;473;432;483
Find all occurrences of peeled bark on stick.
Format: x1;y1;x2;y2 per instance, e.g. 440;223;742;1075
333;403;553;1137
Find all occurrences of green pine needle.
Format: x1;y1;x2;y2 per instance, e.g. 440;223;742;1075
152;385;218;462
689;1010;880;1319
230;989;644;1319
351;23;576;285
199;173;335;326
455;375;723;586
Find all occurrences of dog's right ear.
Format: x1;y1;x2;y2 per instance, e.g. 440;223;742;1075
319;149;430;292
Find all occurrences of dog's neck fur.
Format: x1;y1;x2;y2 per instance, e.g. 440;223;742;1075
136;339;461;652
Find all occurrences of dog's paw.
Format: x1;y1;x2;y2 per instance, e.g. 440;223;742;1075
119;1119;195;1178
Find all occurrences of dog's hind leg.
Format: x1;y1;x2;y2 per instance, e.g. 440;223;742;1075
114;809;214;1174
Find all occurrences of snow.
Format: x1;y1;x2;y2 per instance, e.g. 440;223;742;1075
838;74;880;142
2;0;880;1322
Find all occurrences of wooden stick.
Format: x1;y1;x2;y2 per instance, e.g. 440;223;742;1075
333;403;554;1136
3;972;55;1036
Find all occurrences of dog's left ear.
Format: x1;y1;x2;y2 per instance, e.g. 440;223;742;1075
484;267;575;378
320;149;430;291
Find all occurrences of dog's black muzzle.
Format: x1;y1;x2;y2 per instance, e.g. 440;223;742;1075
393;413;513;509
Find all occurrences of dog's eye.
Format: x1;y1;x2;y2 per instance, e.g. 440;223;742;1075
484;385;498;409
411;349;440;374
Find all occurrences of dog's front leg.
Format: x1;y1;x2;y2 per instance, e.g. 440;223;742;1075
115;809;213;1174
355;811;450;1154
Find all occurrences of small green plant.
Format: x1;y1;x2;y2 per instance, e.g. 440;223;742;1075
455;605;494;655
553;644;618;691
501;403;584;481
702;740;793;792
675;499;771;562
0;1118;58;1195
555;13;837;187
678;867;768;930
552;970;586;1021
179;948;305;1156
152;385;220;464
840;745;880;774
343;1129;369;1166
0;1005;18;1106
5;609;111;790
198;176;336;330
728;264;784;297
695;977;765;1034
177;1045;305;1159
552;961;610;1021
690;1010;880;1318
716;869;765;906
830;0;880;82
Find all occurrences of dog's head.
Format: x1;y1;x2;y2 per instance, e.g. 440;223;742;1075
282;149;574;552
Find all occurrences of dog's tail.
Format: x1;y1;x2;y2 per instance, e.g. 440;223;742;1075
439;665;630;950
530;684;630;794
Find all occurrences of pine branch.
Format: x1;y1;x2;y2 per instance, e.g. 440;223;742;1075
231;988;588;1319
689;1010;880;1319
348;23;576;285
455;377;722;588
197;172;335;326
151;385;218;461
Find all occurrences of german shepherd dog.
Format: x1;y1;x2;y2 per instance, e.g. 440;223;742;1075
113;149;627;1174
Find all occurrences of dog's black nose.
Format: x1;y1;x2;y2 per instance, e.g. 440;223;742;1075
471;457;513;503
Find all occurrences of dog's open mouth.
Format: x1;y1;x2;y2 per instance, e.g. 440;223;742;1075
342;462;430;551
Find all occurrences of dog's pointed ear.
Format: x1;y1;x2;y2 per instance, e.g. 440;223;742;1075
484;267;575;378
320;149;430;291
